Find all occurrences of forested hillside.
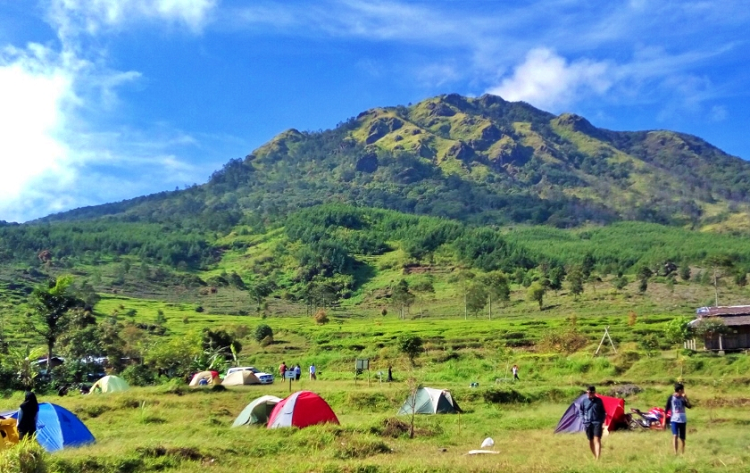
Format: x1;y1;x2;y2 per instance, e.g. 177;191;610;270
33;93;750;231
1;93;749;323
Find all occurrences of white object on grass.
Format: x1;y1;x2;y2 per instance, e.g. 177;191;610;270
481;437;495;448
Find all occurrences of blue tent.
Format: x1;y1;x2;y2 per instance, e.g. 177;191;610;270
554;394;586;433
7;403;95;452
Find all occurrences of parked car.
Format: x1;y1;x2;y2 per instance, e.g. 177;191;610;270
226;366;275;384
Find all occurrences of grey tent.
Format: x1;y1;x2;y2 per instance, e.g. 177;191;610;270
398;387;461;415
232;395;283;427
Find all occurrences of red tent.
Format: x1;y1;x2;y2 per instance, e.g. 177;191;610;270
267;391;339;429
600;395;625;429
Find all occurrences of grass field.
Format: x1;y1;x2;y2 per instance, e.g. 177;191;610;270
2;238;750;472
3;373;749;473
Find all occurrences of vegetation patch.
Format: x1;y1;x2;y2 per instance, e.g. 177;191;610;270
334;438;392;459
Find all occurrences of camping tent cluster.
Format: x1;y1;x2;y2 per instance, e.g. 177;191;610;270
233;391;339;429
555;394;627;434
232;386;461;432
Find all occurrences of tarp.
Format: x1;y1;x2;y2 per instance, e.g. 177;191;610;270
398;387;461;415
89;375;130;394
189;371;219;387
267;391;339;429
7;403;95;452
554;394;626;434
222;370;261;386
232;395;282;427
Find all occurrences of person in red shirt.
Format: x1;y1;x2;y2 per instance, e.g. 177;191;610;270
279;361;287;382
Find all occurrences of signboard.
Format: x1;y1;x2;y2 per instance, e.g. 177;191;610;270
285;371;296;379
355;359;369;371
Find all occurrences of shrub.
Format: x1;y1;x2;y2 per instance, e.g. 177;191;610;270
313;309;329;324
399;335;423;365
0;437;49;473
254;324;273;343
538;329;588;354
121;364;156;386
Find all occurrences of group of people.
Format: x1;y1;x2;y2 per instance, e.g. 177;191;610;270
580;383;692;459
279;362;317;381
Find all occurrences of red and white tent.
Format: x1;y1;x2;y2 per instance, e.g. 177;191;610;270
267;391;339;429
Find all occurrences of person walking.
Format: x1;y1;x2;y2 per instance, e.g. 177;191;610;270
579;386;605;460
294;364;301;381
17;391;39;440
279;361;287;383
665;383;692;454
512;364;520;381
309;363;317;380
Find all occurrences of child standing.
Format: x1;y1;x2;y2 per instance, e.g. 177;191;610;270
665;383;692;454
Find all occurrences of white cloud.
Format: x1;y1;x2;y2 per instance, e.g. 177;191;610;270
0;0;219;222
49;0;218;36
487;48;613;111
0;44;76;221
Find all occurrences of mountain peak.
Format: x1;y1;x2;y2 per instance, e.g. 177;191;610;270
553;113;597;134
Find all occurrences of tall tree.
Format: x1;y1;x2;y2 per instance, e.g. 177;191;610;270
527;282;546;311
27;276;85;373
567;266;584;300
465;283;488;317
705;255;734;306
480;271;511;319
392;279;416;319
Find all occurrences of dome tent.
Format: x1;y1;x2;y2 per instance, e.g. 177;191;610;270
554;394;626;434
232;395;283;427
189;371;219;387
267;391;339;429
89;375;129;394
222;370;261;386
398;387;461;415
7;403;95;452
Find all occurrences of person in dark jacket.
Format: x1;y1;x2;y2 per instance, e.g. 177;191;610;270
17;391;39;440
579;386;606;459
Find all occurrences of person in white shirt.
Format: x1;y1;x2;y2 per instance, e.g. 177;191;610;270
309;363;317;380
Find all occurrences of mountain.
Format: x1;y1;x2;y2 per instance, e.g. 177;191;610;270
38;93;750;231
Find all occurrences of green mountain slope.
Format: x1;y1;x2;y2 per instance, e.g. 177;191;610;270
34;93;750;230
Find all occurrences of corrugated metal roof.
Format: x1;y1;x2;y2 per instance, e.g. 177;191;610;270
720;315;750;327
696;305;750;317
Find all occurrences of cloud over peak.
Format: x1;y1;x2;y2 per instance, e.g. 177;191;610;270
488;48;613;111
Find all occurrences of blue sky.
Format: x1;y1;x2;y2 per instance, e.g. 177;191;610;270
1;0;749;222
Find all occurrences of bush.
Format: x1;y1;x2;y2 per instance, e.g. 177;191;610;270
313;309;329;324
399;335;423;365
538;329;588;354
254;324;273;343
259;335;274;347
0;437;49;473
121;364;156;386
